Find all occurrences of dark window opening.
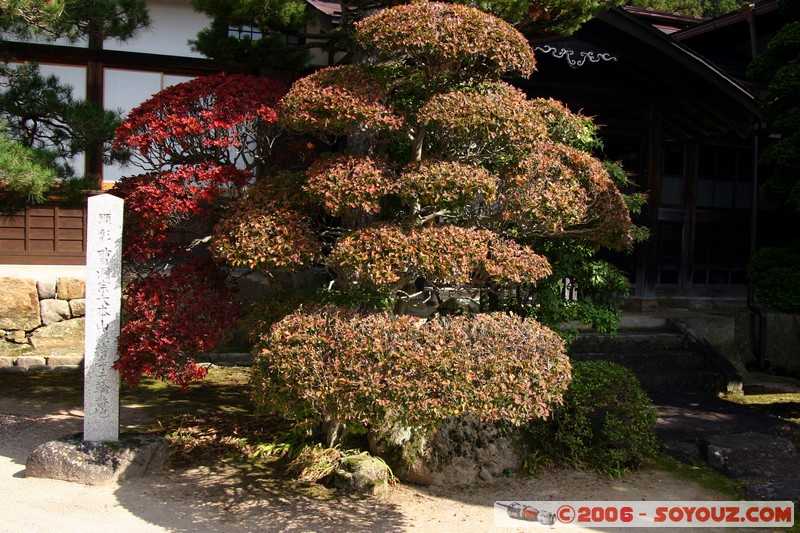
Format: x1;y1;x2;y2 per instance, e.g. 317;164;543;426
657;221;683;285
228;25;263;41
227;25;301;46
692;221;749;285
697;145;752;210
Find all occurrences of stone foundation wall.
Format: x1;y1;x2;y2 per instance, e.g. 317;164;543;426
674;310;800;380
762;312;800;377
0;276;86;372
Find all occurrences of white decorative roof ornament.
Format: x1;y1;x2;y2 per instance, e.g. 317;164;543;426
535;43;619;68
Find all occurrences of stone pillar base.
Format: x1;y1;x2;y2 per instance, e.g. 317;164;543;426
26;433;168;485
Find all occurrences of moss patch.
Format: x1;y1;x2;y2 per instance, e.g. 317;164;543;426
123;366;253;415
0;366;253;416
654;455;745;499
722;391;800;424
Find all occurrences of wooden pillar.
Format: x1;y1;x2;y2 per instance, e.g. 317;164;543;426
85;31;104;191
682;142;699;289
634;108;662;310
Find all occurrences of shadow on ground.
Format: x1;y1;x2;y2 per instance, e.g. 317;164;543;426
0;367;749;533
0;368;410;532
114;464;409;532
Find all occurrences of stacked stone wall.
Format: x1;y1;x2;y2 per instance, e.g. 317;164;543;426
1;276;85;372
763;312;800;377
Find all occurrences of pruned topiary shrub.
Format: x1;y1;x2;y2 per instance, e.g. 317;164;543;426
250;305;572;447
527;360;658;476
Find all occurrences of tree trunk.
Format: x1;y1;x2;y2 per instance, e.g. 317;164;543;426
411;126;425;163
323;417;344;448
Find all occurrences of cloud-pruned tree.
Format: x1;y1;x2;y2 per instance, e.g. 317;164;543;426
112;2;644;445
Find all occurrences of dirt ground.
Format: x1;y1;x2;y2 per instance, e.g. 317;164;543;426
0;396;747;533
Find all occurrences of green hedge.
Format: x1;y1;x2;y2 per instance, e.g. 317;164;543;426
528;360;658;476
748;244;800;313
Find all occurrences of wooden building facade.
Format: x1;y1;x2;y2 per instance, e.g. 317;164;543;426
1;0;216;265
0;0;338;266
1;0;788;310
520;2;784;306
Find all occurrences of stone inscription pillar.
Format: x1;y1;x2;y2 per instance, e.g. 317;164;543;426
84;194;124;442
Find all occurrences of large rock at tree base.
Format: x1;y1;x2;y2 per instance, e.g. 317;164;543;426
332;455;391;496
436;296;480;316
369;417;531;486
26;433;169;485
29;318;85;355
0;278;40;331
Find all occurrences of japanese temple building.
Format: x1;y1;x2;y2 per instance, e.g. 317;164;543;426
519;2;789;307
1;0;792;310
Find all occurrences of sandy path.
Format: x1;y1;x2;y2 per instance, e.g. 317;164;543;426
0;399;740;532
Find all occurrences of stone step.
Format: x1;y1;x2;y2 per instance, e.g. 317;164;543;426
618;315;674;331
571;350;715;373
636;370;727;394
570;332;689;354
571;349;726;394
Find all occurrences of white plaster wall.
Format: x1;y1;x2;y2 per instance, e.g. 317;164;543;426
0;265;86;279
1;29;87;48
104;0;211;58
3;0;208;57
1;0;208;53
102;69;195;182
35;64;87;99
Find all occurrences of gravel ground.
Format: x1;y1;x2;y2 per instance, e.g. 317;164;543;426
0;399;739;533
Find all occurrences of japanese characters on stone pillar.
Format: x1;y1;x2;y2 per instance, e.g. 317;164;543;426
84;194;124;442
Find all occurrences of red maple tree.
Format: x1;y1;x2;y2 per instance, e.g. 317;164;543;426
111;73;286;386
